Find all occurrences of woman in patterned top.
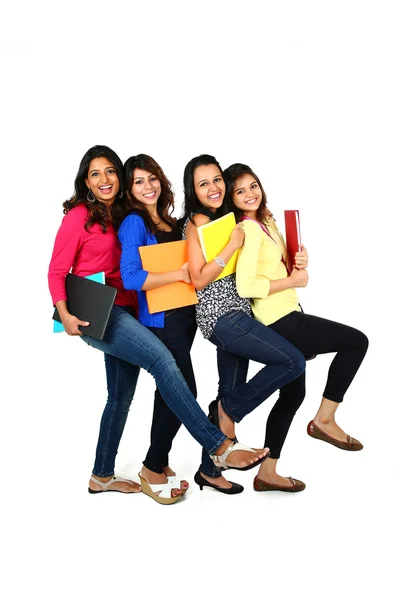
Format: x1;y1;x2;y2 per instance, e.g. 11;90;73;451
182;154;306;494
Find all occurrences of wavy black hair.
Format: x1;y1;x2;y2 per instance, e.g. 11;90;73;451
182;154;228;223
63;145;128;232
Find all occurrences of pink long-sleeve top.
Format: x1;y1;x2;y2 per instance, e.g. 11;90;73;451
48;204;138;313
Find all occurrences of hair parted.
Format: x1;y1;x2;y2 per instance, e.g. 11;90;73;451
63;145;128;232
182;154;229;223
223;163;273;222
124;154;176;233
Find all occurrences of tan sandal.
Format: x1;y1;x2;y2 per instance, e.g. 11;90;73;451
138;472;183;505
88;474;141;494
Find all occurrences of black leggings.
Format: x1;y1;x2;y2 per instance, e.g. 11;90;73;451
265;311;369;458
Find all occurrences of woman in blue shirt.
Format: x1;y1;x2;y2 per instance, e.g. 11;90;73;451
119;154;199;503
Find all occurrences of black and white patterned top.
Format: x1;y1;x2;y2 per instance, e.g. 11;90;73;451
182;217;251;339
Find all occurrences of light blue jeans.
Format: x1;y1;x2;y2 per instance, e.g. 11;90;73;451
81;305;226;477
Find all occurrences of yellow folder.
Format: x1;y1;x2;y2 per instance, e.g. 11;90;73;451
196;212;238;281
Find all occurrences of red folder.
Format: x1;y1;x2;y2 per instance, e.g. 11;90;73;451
284;210;301;272
139;240;198;314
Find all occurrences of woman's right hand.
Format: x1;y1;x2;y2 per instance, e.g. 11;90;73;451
289;268;309;288
62;313;90;336
229;223;245;249
180;262;192;284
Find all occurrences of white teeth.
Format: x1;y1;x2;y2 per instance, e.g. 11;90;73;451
209;194;219;199
100;185;112;190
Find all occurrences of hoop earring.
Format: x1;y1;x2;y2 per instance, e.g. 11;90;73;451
87;189;96;203
118;188;124;199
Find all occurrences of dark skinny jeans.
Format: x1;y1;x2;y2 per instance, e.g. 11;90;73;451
200;310;306;478
143;305;197;473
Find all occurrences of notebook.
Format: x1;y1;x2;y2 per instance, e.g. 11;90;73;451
52;272;117;340
196;212;238;281
138;240;198;314
284;210;302;272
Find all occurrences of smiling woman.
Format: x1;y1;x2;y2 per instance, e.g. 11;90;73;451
224;162;369;488
48;146;271;504
86;158;121;206
181;154;306;494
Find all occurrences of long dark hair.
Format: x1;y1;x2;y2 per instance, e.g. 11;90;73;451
63;145;127;232
223;163;273;222
182;154;228;223
124;154;176;234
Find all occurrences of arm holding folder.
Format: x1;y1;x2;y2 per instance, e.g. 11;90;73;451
119;213;197;314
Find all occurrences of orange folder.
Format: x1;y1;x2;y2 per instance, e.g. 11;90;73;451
284;210;302;272
138;240;198;314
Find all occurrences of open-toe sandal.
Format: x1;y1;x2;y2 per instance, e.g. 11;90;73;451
166;475;189;496
209;441;270;472
138;473;183;505
88;474;140;494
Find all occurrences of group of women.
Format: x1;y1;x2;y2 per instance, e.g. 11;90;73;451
48;145;369;505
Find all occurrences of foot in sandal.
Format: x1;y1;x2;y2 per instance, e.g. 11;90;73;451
88;474;141;494
210;440;270;471
163;466;189;494
139;465;183;505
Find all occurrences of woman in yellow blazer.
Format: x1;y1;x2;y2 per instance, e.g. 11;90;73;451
224;162;369;492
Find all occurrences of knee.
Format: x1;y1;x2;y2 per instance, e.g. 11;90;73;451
291;350;306;376
106;392;133;413
151;353;179;378
355;330;369;354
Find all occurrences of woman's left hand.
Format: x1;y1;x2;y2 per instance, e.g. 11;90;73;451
294;245;308;269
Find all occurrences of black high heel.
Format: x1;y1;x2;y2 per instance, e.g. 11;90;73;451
194;470;244;495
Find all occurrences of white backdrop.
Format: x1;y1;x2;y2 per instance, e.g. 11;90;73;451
2;1;399;599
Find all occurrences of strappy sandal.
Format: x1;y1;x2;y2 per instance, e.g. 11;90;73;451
88;474;141;494
138;472;184;505
209;441;270;472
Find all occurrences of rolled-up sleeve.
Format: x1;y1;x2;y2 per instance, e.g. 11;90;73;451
236;220;271;299
119;214;149;291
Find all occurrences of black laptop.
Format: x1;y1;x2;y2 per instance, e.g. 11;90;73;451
52;273;117;340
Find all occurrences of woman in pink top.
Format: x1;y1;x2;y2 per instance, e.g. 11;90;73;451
48;145;270;504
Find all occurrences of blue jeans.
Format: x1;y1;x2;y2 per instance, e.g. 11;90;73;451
200;310;305;478
81;305;226;477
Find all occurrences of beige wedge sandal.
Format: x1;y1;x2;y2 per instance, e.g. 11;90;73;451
138;473;184;505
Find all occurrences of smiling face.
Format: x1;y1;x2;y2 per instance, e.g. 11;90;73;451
85;157;120;206
193;164;225;212
231;173;262;217
131;168;162;208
